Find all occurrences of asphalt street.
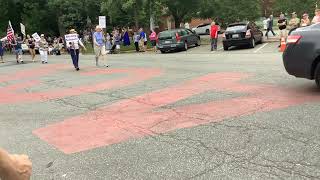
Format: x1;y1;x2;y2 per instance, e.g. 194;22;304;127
1;42;320;180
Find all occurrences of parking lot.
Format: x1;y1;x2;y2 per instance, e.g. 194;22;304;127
1;41;320;179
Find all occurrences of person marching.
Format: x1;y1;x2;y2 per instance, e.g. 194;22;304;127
93;25;108;67
210;21;219;51
0;39;4;63
12;36;24;64
26;35;36;62
67;29;86;71
39;34;49;64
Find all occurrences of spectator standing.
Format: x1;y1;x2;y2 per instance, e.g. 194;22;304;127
139;28;147;52
39;34;49;64
0;39;4;63
26;35;36;62
149;29;157;53
301;13;311;27
265;15;276;38
288;12;300;32
93;25;107;67
278;13;288;47
123;28;130;46
210;21;219;51
312;9;320;24
134;31;140;52
67;29;86;71
106;33;112;53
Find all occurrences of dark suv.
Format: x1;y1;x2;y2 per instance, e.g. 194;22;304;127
283;23;320;87
157;29;201;53
222;22;263;50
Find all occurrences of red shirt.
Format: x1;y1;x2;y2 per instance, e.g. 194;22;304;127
210;25;218;38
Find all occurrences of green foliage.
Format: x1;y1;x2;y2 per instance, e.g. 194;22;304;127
273;0;319;17
197;0;262;26
161;0;199;27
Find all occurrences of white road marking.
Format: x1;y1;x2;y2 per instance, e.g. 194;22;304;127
254;43;269;53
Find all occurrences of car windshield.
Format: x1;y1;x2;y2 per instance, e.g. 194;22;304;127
158;31;175;40
226;25;247;31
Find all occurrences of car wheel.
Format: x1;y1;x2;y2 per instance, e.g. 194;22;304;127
250;38;255;48
223;45;229;51
206;29;210;35
183;42;188;51
315;63;320;88
160;50;165;54
195;38;201;46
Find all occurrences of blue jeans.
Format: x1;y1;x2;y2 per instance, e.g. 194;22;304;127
70;49;79;68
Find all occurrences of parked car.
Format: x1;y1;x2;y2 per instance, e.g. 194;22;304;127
192;23;221;35
283;23;320;87
157;28;201;53
222;22;263;50
192;23;211;35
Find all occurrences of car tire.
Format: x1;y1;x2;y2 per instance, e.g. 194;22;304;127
315;63;320;88
223;45;229;51
160;50;165;54
249;38;255;48
183;42;188;51
206;29;210;35
195;38;201;46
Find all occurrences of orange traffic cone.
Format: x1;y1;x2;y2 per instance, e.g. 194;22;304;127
279;37;286;52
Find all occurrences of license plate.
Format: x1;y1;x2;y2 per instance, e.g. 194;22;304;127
232;34;239;38
165;41;171;44
171;44;177;47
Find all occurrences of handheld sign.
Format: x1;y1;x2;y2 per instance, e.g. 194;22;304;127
99;16;106;28
20;23;26;36
32;33;41;42
65;34;79;48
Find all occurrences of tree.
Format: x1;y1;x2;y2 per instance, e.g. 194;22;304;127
0;0;9;37
196;0;262;26
273;0;319;17
161;0;199;28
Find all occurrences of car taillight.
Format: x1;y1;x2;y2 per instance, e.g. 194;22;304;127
245;30;251;38
176;32;181;43
287;35;302;44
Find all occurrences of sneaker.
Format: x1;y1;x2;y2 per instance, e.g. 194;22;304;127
104;65;109;68
45;62;48;64
76;68;80;71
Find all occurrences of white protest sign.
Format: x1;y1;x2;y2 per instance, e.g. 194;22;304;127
20;23;26;36
99;16;106;28
65;34;79;48
32;33;41;42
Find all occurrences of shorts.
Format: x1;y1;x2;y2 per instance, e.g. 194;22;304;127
279;29;288;38
151;40;156;47
94;45;106;57
15;49;22;55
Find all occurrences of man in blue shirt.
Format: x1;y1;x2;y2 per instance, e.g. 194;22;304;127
139;28;147;52
93;25;108;67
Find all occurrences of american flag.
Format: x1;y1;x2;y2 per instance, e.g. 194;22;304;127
7;21;14;42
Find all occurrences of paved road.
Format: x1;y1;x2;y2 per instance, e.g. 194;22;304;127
1;43;320;180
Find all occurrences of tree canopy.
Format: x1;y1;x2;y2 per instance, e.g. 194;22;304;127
2;0;315;37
